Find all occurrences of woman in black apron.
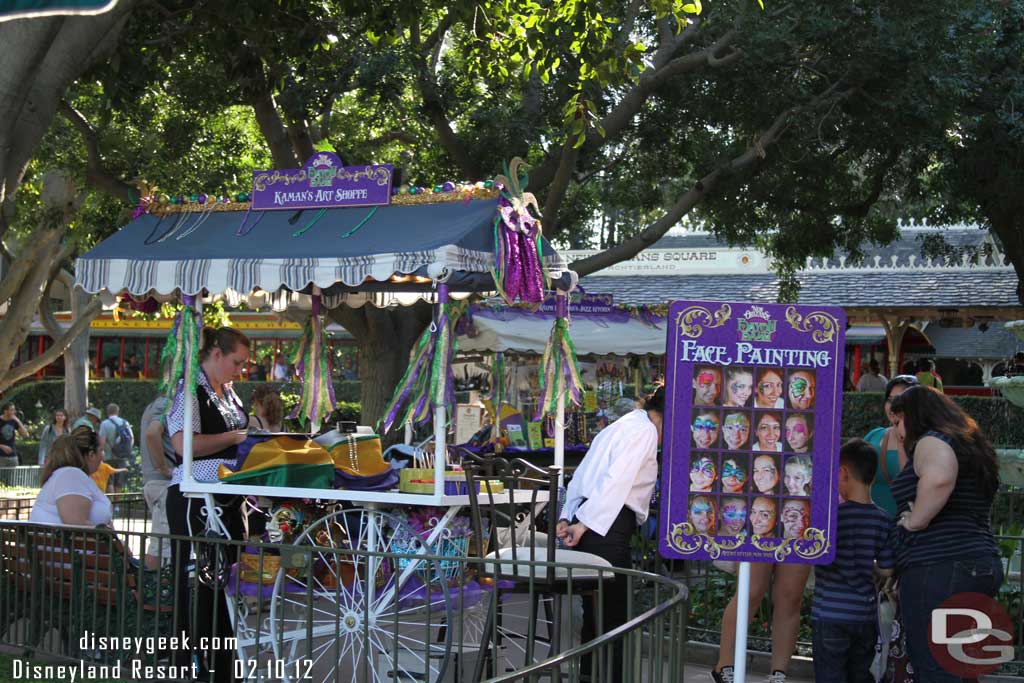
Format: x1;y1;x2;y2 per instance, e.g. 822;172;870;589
165;327;250;682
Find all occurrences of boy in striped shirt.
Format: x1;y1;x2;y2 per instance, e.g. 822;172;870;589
812;439;895;683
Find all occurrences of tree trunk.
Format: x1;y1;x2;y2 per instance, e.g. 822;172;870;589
331;304;432;444
0;4;135;228
64;287;91;419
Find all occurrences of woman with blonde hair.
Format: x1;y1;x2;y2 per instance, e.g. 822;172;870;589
30;427;111;526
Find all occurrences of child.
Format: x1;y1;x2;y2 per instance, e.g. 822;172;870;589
784;413;813;453
689;455;717;492
91;460;128;493
784;455;813;496
812;438;895;683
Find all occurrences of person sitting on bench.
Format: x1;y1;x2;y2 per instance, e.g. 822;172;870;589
30;428;111;527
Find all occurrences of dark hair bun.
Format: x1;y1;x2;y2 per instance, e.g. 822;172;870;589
644;384;666;414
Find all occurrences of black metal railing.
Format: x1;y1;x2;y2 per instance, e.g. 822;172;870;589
0;517;687;682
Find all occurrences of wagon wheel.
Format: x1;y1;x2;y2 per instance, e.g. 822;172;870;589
269;508;454;683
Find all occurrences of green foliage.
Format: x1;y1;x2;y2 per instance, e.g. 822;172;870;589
147;300;232;329
687;570;814;655
841;392;1024;446
5;380;362;436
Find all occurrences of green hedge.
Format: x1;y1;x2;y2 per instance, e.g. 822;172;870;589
842;392;1024;446
5;380;362;436
8;381;1023;453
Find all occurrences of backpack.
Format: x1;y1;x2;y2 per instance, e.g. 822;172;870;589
110;417;134;459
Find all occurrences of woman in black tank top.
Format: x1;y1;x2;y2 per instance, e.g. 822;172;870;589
888;386;1002;682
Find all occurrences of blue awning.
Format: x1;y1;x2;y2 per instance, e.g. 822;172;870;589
75;198;570;301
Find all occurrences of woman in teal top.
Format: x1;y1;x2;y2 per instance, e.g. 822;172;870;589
863;374;919;515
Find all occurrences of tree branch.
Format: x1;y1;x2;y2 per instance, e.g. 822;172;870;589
286;115;316;163
571;98;804;276
0;227;52;308
0;297;102;394
39;245;73;341
365;130;418;149
837;146;901;218
59;100;137;203
0;229;63;373
540;142;579;236
415;70;483;179
531;26;735;192
421;8;455;62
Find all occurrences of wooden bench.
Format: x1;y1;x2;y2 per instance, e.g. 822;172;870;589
0;523;175;660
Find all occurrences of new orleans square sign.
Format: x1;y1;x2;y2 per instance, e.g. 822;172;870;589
659;300;846;565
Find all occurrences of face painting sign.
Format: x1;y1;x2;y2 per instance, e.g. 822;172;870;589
659;301;845;564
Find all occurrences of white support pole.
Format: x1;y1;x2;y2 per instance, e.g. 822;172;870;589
734;561;752;682
554;387;565;487
433;283;449;498
182;295;202;489
311;287;322;436
404;420;414;445
554;290;568;488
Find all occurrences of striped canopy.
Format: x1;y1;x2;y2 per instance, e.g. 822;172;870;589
74;197;570;303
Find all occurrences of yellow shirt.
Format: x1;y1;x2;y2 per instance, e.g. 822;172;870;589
91;462;116;492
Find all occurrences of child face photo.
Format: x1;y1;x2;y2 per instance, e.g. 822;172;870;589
689;455;717;492
755;368;784;408
693;367;722;406
781;498;811;539
723;368;754;407
718;497;748;536
754;412;782;452
720;457;748;494
752;455;779;494
750;496;778;537
688;495;717;535
691;411;721;449
785;414;813;453
787;369;817;411
722;412;751;450
784;456;812;496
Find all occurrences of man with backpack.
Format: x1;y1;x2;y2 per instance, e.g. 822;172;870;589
99;403;134;493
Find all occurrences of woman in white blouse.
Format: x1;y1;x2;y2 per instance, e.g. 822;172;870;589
30;428;111;527
556;385;664;680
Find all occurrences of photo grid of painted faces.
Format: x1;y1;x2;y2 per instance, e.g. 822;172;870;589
688;365;816;540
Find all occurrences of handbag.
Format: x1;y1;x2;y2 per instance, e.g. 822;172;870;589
883;583;917;683
871;589;896;681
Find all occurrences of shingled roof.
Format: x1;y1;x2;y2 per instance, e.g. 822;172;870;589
577;225;1020;311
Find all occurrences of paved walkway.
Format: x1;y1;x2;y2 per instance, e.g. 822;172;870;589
684;663;814;683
